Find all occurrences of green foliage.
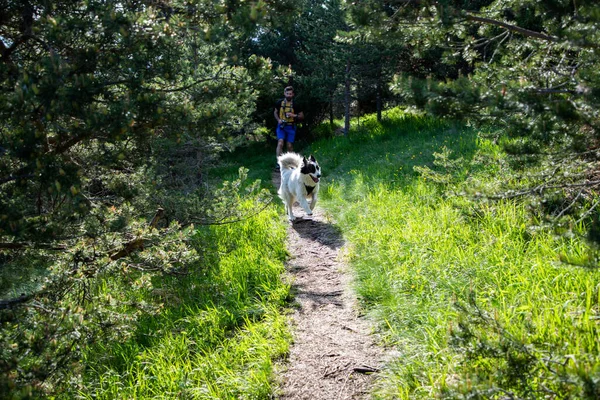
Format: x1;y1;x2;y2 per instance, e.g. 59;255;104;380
0;3;288;394
361;0;600;235
380;0;600;145
311;108;600;399
4;0;600;397
247;0;349;130
0;165;286;398
0;0;274;246
413;146;466;186
77;200;289;399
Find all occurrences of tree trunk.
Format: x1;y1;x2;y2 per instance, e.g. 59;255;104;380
344;58;351;136
376;63;382;122
329;93;334;126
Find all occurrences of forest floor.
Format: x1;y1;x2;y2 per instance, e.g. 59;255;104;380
272;170;388;400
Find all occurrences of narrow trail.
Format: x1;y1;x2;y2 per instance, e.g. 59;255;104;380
273;171;386;400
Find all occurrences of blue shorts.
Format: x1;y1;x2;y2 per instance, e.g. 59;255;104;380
276;124;296;143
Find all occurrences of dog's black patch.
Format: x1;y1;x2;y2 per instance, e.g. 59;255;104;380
301;162;317;175
301;155;320;175
305;184;315;195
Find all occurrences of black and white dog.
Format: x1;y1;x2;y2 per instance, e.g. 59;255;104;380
277;153;321;221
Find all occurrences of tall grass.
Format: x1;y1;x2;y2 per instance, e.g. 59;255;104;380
310;108;600;398
79;106;600;399
78;201;290;399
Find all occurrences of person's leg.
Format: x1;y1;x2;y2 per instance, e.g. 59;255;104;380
285;126;296;153
276;124;286;161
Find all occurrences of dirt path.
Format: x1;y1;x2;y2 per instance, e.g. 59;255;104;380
273;171;385;400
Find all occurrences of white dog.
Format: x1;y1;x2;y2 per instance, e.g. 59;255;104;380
277;153;321;221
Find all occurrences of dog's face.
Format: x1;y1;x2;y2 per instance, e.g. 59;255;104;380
301;155;321;183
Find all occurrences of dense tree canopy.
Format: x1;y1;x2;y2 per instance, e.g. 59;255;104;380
0;1;277;395
386;0;600;133
350;0;600;232
0;0;275;243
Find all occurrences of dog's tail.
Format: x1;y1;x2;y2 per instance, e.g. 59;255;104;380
277;152;303;170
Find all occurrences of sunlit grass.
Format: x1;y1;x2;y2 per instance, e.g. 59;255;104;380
79;202;291;399
82;106;600;398
309;108;600;398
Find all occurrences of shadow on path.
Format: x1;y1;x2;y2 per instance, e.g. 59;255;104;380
273;167;386;400
291;218;344;250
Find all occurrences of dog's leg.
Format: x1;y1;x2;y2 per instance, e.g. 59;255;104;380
284;194;296;221
297;196;313;217
287;202;296;221
309;192;318;211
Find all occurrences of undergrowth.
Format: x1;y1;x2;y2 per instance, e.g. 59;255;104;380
1;165;291;399
77;200;290;399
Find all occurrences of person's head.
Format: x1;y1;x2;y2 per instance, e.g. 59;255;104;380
284;86;294;101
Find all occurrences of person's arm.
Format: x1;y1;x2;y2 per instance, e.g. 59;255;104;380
274;107;281;124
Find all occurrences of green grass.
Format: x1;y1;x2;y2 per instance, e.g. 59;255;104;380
306;108;600;398
209;140;277;187
77;106;600;399
78;201;291;399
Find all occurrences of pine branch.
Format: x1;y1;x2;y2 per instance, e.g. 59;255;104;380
0;242;67;250
0;294;33;310
109;208;164;260
0;208;167;309
464;14;558;42
482;179;600;200
191;198;273;226
0;173;35;186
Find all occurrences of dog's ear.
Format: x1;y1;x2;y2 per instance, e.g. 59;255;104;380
302;156;308;165
309;154;316;162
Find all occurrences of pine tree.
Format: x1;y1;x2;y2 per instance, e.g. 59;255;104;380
0;1;273;395
358;0;600;221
